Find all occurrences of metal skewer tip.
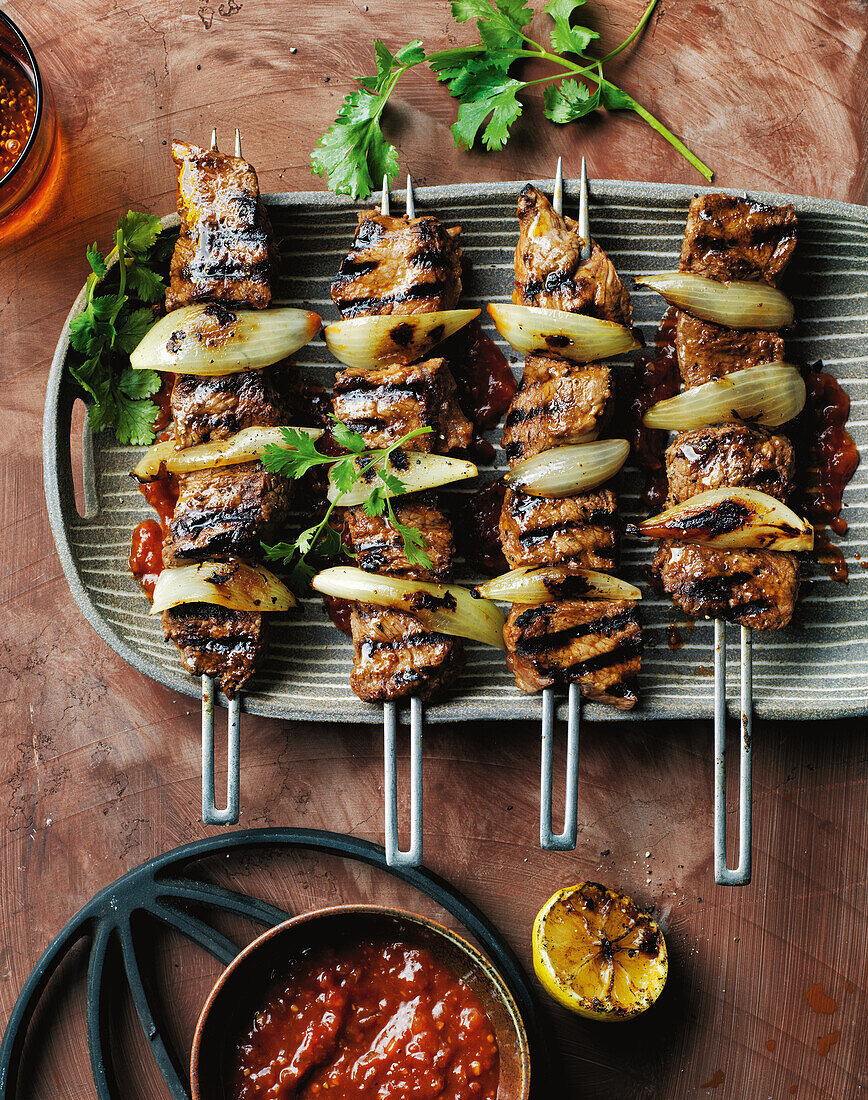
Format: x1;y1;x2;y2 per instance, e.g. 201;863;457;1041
579;156;591;261
383;697;424;867
553;156;563;218
381;174;390;216
210;128;218;152
405;173;415;219
234;127;242;158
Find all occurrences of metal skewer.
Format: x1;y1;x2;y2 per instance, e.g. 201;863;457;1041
200;125;245;827
377;172;425;868
713;621;753;885
539;156;582;850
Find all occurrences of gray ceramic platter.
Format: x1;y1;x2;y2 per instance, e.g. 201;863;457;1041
43;180;868;722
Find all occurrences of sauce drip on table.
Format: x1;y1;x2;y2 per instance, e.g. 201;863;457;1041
630;309;679;511
232;940;499;1100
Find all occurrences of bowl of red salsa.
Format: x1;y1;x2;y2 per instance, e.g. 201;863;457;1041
191;905;530;1100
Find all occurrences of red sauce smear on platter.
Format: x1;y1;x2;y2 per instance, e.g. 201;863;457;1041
129;419;178;600
630;308;679;511
440;319;517;464
451;479;508;575
232;941;499;1100
151;374;174;433
799;366;859;536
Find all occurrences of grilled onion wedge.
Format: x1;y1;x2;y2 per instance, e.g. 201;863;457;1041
629;488;814;551
150;561;296;615
312;566;505;649
642;363;805;430
324;309;480;370
506;439;629;497
487;303;640;362
327;451;478;505
130;304;322;375
634;272;793;330
133;426;323;482
474;566;641;605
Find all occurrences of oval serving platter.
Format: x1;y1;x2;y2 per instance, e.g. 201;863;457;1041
43;180;868;722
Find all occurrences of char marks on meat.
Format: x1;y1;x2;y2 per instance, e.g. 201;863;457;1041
333;357;472;453
162;603;266;698
665;424;795;506
171;359;296;448
513;185;632;326
331;211;462;318
502;363;611;465
500;487;619;571
349;604;463;702
167;140;278;310
345;495;453;581
651;542;799;631
504;599;641;709
675;310;784;387
679;193;797;285
163;462;291;566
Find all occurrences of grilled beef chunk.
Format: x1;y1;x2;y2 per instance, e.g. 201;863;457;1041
163;462;291;566
349;604;462;702
504;600;640;709
519;353;582;387
502;364;611;466
333;358;472;453
512;185;632;326
162;603;266;698
675;310;784;387
167;140;278;310
331;211;462;318
651;542;799;630
345;496;453;581
500;486;619;571
679;193;797;286
665;424;795;506
171;359;296;448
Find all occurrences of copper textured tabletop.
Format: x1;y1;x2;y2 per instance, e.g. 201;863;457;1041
0;1;866;1097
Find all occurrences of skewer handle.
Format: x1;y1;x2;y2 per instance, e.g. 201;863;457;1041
713;621;753;885
201;675;241;826
540;683;580;850
383;698;423;866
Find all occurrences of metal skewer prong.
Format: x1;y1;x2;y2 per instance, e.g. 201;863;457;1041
379;171;424;868
713;621;753;884
539;157;583;850
200;125;244;827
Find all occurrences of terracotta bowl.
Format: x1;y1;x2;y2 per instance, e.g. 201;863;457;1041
190;904;531;1100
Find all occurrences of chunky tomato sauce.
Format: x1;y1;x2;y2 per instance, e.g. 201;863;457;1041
129;473;178;599
630;308;680;511
232;941;499;1100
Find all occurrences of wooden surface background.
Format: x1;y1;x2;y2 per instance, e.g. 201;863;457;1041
1;1;866;1097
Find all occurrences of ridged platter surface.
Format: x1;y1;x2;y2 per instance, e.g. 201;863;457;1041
44;180;868;721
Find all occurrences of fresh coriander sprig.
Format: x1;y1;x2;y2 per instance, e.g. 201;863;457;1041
311;0;712;200
67;211;178;445
261;420;435;592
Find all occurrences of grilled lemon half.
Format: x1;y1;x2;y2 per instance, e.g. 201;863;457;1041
532;882;668;1021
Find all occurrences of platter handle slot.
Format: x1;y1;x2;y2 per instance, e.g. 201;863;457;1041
201;674;241;826
713;620;753;885
540;683;580;850
383;698;423;868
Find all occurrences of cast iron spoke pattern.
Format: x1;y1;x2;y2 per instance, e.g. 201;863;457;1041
0;828;551;1100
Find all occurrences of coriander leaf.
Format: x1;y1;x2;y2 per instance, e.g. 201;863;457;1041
451;0;534;53
126;260;166;303
90;294;124;322
543;78;599;123
599;79;635;110
114;306;155;354
316;522;342;559
289;559;317;594
118;211;162;255
68;355;109;403
311;38;425;200
430;51;517;96
148;228;179;265
261;540;298;566
544;0;599;56
261;429;327;479
329;417;366;453
331;457;359;496
379;471;406;496
87;244;107;279
68;312;102;356
363;485;386;517
113;394;159;446
452;75;524;150
117;366;161;399
386;498;433;570
295;523;323;557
